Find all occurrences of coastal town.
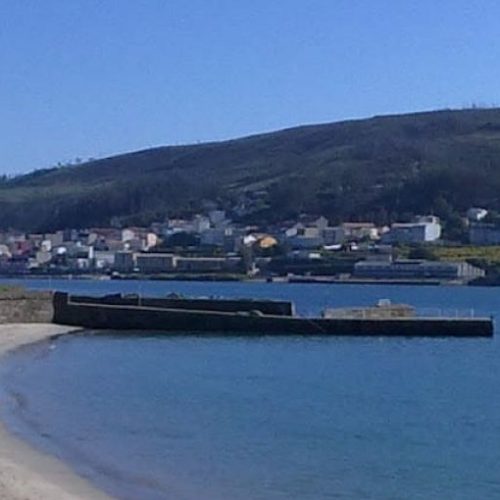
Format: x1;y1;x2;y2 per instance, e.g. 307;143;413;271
3;2;500;500
0;206;498;284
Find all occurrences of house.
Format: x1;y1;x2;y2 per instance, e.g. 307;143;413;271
51;231;66;246
40;239;52;252
294;215;329;230
64;243;94;260
88;228;121;247
321;227;345;245
105;239;127;252
192;215;211;233
121;228;137;242
382;216;441;244
0;245;11;258
255;235;278;249
74;258;91;271
61;243;94;270
145;233;159;250
165;218;194;234
35;251;52;266
285;222;325;249
124;238;146;252
339;222;378;242
61;229;79;242
466;207;488;222
200;228;226;247
200;227;244;252
93;251;115;270
208;210;228;227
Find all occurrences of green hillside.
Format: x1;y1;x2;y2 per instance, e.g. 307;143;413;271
3;108;500;231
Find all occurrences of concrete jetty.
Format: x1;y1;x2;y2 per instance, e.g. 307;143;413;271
53;292;494;338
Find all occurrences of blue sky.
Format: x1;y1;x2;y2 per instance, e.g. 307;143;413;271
1;0;500;173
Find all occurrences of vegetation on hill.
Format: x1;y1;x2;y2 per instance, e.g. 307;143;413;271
3;108;500;232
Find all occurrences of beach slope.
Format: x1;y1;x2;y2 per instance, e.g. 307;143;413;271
0;324;111;500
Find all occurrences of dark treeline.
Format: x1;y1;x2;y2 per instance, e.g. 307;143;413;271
2;108;500;232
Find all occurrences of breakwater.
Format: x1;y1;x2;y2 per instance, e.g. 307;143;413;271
69;293;295;316
53;292;494;337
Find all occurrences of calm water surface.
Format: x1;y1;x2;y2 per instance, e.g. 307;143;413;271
0;280;500;499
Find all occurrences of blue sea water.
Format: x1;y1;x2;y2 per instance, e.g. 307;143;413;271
1;280;500;499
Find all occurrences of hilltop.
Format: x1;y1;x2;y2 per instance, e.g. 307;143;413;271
3;107;500;232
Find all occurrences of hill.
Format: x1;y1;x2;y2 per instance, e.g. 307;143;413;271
3;108;500;232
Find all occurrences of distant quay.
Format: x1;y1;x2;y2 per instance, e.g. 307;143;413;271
2;272;498;286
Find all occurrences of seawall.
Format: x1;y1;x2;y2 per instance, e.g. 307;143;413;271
70;293;295;316
53;292;494;338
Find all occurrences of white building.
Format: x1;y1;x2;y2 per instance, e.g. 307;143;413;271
121;228;136;242
145;233;159;250
466;207;488;222
382;216;441;244
40;239;52;252
192;215;211;233
35;250;52;265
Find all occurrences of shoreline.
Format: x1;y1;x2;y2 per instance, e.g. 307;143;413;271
0;323;112;500
0;274;497;287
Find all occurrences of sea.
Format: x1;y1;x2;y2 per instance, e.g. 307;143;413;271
0;279;500;500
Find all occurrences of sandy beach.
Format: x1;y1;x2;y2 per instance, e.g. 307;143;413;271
0;324;112;500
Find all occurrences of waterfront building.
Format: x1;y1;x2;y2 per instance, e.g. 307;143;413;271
353;259;484;280
176;256;242;273
136;253;177;273
382;216;441;244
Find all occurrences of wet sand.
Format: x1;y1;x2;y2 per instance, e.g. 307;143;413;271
0;324;112;500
